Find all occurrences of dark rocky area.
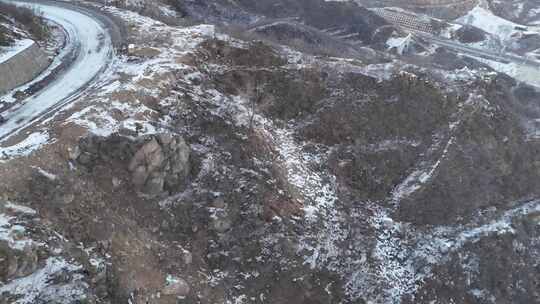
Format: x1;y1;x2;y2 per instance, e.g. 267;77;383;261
455;25;487;44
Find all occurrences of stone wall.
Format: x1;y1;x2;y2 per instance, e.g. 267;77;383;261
0;42;49;95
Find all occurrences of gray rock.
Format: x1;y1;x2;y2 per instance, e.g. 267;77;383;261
77;152;95;166
183;250;193;265
144;173;165;196
68;146;81;161
0;242;39;282
131;165;149;187
128;138;162;172
76;134;191;196
212;218;232;233
158;133;174;146
128;135;190;195
162;277;190;296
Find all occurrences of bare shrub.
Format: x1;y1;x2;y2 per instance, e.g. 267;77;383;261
164;0;187;17
0;25;11;46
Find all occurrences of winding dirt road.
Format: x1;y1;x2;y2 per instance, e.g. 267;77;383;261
0;0;117;141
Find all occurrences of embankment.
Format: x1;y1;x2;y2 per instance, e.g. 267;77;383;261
0;41;49;95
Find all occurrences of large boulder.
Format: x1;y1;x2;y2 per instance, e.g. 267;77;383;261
161;276;190;297
128;134;190;196
75;133;191;196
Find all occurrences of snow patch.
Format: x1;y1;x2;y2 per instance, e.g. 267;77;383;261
0;38;34;63
0;257;87;304
458;6;529;43
0;131;51;161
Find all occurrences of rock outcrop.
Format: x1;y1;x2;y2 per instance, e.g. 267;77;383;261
128;134;190;196
73;133;191;196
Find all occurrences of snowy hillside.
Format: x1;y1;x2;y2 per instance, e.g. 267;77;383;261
1;0;540;304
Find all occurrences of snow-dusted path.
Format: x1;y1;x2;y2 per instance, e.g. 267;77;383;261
0;0;114;141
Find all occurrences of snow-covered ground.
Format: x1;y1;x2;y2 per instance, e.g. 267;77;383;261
0;1;114;141
63;6;217;137
465;53;540;88
0;131;51;160
457;6;528;43
0;201;90;303
386;34;414;55
0;38;34;63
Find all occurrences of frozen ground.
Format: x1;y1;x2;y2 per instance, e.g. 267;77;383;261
0;1;539;303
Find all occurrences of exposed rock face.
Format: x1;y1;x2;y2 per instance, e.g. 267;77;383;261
75;134;190;196
128;134;191;196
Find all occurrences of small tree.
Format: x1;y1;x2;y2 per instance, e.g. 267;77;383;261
247;78;264;130
0;27;11;46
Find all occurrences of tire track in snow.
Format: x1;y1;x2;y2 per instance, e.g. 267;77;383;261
0;0;115;142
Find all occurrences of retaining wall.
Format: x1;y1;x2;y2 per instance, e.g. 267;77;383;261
372;8;438;34
360;0;478;19
0;42;49;95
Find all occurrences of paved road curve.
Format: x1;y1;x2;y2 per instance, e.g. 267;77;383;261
0;0;115;141
411;30;540;87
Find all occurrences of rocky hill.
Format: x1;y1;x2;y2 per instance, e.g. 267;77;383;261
1;0;540;304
